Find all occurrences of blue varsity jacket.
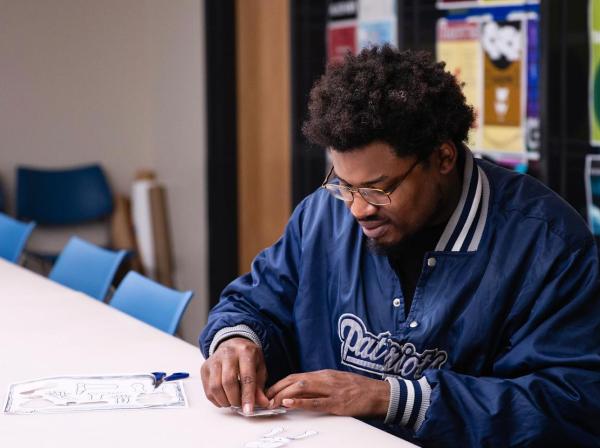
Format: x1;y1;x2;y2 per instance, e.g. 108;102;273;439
200;150;600;447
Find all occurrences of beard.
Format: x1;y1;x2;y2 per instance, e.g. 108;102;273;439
366;229;418;257
365;182;447;257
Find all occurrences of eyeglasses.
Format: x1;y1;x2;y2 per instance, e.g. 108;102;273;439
321;157;423;206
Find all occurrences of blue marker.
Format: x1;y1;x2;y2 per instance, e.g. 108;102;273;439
152;371;189;389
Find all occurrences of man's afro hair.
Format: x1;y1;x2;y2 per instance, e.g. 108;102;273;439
302;45;475;159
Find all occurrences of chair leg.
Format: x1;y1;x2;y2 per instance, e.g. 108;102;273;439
22;252;53;275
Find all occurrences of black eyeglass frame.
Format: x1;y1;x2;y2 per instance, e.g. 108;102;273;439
320;156;424;206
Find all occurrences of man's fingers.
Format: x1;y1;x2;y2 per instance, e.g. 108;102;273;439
281;397;331;412
268;372;335;405
238;355;258;414
268;377;328;408
256;361;268;389
255;387;270;408
267;372;331;399
221;358;241;407
201;338;270;412
200;363;219;408
207;362;229;407
266;375;298;399
253;351;269;407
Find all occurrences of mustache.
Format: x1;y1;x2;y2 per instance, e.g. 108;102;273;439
357;215;386;224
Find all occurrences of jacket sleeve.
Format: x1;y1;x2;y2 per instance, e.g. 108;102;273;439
415;238;600;447
199;198;308;384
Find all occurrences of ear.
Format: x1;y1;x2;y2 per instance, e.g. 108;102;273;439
436;141;458;175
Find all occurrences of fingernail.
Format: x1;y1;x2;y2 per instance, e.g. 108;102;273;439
282;399;293;407
268;399;274;408
243;404;252;415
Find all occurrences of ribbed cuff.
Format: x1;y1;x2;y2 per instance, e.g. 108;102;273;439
384;376;432;432
208;325;262;356
414;376;432;431
384;377;400;424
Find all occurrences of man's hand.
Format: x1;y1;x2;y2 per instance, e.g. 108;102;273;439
200;337;269;413
266;369;390;418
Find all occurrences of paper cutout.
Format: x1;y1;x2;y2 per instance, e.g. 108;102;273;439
244;428;318;448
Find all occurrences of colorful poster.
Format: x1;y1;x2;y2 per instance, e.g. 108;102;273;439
327;23;357;63
437;1;540;11
436;19;482;149
481;20;525;153
327;0;398;62
358;21;396;49
480;0;531;4
357;0;397;50
526;16;540;153
327;0;358;63
585;155;600;235
328;0;358;21
437;0;477;7
590;0;600;146
358;0;396;20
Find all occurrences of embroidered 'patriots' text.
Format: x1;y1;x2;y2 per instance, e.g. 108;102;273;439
338;313;448;379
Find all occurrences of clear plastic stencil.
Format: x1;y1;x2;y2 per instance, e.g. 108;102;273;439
3;373;187;414
231;406;287;417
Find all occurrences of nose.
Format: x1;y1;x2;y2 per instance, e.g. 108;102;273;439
349;192;378;220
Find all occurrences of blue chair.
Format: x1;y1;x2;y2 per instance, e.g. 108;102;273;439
109;271;193;335
16;164;114;263
49;237;127;301
0;213;35;263
16;164;113;225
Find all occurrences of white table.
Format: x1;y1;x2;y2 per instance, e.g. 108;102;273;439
0;260;416;447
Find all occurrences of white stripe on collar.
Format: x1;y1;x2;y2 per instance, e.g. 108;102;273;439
435;149;490;252
467;166;490;251
435;149;474;251
451;165;482;251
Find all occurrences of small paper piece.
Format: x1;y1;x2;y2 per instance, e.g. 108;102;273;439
244;427;318;448
3;374;187;414
263;427;285;437
287;430;318;440
231;406;287;417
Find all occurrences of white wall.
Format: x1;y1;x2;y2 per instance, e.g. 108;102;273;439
0;0;208;345
145;0;208;344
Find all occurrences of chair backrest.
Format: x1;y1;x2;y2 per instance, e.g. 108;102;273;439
0;213;35;263
16;164;113;225
49;237;127;300
109;271;193;335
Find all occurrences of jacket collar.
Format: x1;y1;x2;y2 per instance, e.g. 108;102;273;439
435;149;490;252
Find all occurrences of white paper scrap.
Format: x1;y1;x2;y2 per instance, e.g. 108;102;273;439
244;427;318;448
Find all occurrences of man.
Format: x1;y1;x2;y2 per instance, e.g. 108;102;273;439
200;46;600;446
